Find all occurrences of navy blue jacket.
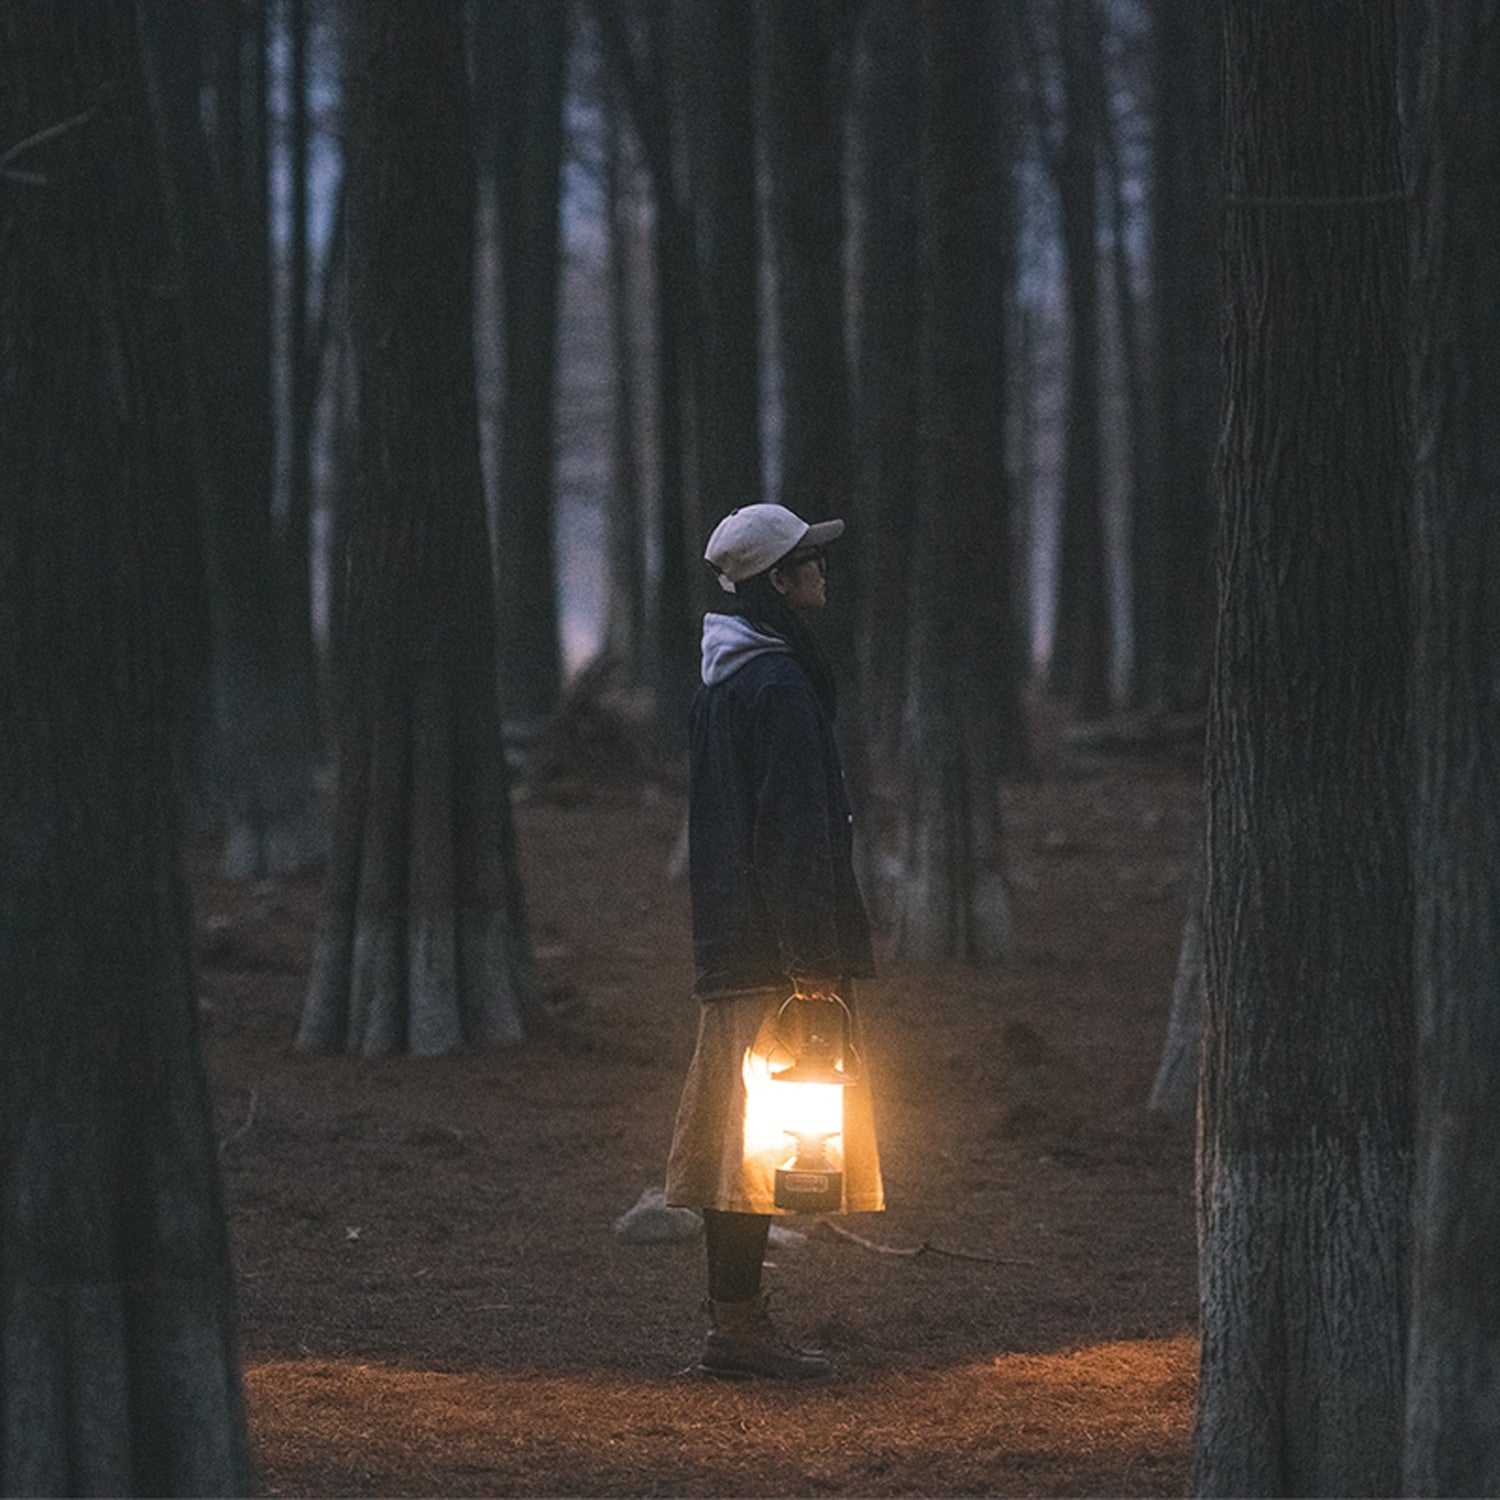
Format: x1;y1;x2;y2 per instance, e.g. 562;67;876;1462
688;649;874;999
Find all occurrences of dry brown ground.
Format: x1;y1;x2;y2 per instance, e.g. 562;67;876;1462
196;731;1202;1497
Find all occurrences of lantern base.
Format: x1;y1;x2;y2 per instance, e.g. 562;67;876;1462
774;1165;843;1213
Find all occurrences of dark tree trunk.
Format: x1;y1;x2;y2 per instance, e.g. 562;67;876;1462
602;82;648;676
762;0;855;534
1192;3;1412;1492
279;0;321;782
590;0;699;741
1142;0;1220;711
854;0;922;773
678;0;762;523
896;0;1019;964
1050;0;1110;718
0;3;253;1489
488;0;569;722
1405;7;1500;1492
152;0;320;878
298;0;536;1057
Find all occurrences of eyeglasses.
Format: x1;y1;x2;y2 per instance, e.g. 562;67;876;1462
784;546;828;574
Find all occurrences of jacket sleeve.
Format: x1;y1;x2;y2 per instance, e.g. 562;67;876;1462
749;679;842;986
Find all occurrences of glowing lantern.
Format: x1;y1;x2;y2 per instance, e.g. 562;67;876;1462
769;995;858;1213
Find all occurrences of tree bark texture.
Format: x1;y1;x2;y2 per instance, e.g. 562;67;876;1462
489;0;569;722
1050;0;1111;718
299;0;536;1058
896;0;1019;965
1193;4;1412;1493
0;4;254;1489
854;0;922;773
1404;6;1500;1493
1141;0;1220;711
678;0;762;525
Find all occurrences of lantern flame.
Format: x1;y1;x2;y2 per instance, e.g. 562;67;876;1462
742;1047;844;1162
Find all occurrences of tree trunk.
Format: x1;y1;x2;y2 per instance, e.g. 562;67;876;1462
590;0;699;741
602;82;648;677
489;0;569;721
1404;7;1500;1492
0;3;254;1488
278;0;322;793
1050;0;1111;719
762;0;855;538
1146;0;1220;711
1192;4;1412;1492
854;0;922;774
1147;835;1204;1115
152;0;321;878
298;0;537;1058
896;0;1019;964
678;0;762;527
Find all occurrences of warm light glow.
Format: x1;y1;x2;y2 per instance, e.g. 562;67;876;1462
742;1047;844;1161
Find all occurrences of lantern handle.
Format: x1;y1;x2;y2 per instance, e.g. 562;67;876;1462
771;990;864;1079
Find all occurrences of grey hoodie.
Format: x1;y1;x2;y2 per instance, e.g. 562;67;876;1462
699;612;789;685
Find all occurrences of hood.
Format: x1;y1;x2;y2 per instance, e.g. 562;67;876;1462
700;612;789;685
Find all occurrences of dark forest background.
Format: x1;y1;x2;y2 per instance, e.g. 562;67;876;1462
4;0;1499;1495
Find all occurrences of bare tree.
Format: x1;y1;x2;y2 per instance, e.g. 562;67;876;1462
151;0;320;878
1047;0;1111;718
1405;6;1500;1492
762;0;857;536
1141;0;1220;711
479;0;570;722
853;0;922;772
601;75;649;676
678;0;763;525
591;0;699;737
895;0;1019;963
298;0;536;1057
1;2;253;1487
1192;2;1412;1491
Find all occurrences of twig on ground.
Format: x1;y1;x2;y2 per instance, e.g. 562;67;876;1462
219;1088;259;1157
823;1220;1039;1269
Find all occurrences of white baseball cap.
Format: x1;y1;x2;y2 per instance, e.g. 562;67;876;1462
703;504;845;593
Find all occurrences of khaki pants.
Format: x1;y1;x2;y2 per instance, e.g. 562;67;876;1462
664;984;885;1215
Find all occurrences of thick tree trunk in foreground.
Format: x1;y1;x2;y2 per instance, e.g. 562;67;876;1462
1405;8;1500;1493
490;0;569;722
0;4;253;1489
299;0;536;1057
896;0;1018;964
1192;4;1412;1492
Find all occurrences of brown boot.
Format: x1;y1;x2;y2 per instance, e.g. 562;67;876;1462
698;1292;833;1380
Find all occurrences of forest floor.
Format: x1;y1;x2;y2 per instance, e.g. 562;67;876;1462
195;706;1203;1497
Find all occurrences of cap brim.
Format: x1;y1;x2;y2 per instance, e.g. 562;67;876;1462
803;519;845;547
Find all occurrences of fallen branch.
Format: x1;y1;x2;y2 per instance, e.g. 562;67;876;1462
822;1221;1038;1269
219;1089;259;1156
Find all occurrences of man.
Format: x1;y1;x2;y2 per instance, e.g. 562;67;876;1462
665;504;884;1379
